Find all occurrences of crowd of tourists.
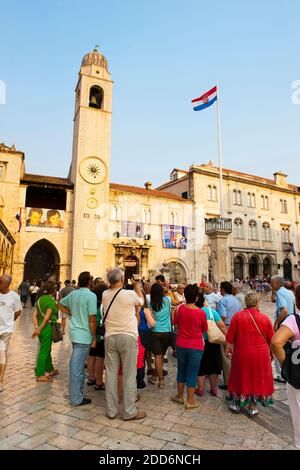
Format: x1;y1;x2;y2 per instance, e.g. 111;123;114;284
0;271;299;448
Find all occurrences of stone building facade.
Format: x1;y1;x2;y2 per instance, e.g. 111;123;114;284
0;50;205;289
157;161;300;282
1;49;299;288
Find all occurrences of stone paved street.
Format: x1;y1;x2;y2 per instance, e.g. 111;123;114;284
0;299;297;450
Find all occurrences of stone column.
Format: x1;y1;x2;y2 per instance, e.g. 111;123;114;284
205;218;232;285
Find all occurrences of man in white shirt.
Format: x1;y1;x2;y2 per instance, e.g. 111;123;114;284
103;268;146;421
204;283;221;310
0;274;22;392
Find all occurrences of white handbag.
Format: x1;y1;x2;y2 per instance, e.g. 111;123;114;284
206;307;226;345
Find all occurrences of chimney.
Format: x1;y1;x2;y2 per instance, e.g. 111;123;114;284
273;171;288;187
144;181;152;190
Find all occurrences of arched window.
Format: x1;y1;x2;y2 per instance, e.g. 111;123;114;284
262;222;271;241
280;199;288;214
170;212;178;225
282;227;290;243
142;209;148;224
89;86;104;109
211;186;217;202
207;185;212;201
248;220;257;240
111;205;122;221
148;209;152;224
233;189;242;205
247;192;255;208
234;217;243;238
261;195;269;210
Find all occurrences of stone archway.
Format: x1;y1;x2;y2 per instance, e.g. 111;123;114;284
24;239;60;282
249;255;259;278
263;256;274;277
283;258;293;281
234;255;245;280
166;261;187;284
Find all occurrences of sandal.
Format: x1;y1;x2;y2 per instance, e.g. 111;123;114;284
36;376;53;382
125;411;146;421
171;395;184;404
148;376;157;385
49;369;59;377
247;408;259;417
158;380;165;389
87;379;96;386
94;383;105;390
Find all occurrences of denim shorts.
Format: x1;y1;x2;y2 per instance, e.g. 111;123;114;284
176;346;203;388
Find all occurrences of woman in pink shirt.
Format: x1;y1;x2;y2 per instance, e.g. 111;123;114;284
271;284;300;449
172;284;208;409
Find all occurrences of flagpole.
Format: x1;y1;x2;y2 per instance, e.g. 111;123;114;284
216;82;223;218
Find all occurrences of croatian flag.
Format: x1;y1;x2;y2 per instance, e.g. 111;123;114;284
192;85;217;111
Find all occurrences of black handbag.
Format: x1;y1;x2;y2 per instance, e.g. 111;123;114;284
51;322;63;343
98;289;123;337
281;314;300;389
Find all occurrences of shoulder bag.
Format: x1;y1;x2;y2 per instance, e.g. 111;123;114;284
281;314;300;389
247;309;273;361
37;298;63;343
206;307;226;345
97;288;123;337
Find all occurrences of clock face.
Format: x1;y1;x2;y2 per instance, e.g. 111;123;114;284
79;157;107;184
87;197;98;209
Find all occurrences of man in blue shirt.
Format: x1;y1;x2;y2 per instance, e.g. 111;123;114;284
58;271;97;406
217;281;242;390
271;275;295;383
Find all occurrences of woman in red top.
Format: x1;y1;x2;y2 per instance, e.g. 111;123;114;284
172;284;208;409
225;291;274;416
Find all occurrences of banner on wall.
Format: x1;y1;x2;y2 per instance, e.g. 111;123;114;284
121;221;144;238
25;208;64;233
162;225;187;249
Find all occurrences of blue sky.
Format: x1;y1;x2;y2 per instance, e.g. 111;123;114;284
1;0;300;187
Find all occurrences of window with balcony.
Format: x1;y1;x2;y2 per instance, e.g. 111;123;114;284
282;227;290;243
248;220;257;240
207;185;217;201
262;222;271;241
233;217;243;238
111;205;122;221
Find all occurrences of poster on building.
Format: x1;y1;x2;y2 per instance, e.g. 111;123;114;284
121;221;144;238
162;225;187;249
26;208;64;232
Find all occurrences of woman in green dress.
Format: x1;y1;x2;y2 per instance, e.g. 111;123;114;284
32;280;58;382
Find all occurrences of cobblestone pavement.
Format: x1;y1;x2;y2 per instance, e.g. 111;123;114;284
0;299;296;450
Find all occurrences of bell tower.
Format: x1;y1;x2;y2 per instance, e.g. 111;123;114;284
70;47;113;279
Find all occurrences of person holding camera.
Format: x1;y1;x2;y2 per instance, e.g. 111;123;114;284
102;268;146;421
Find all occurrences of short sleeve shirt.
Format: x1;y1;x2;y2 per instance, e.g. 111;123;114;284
37;295;58;324
275;287;295;318
0;290;22;334
61;288;97;344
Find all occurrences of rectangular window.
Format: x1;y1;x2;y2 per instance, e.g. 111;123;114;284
0;162;6;180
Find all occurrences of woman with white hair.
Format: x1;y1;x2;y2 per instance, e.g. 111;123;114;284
225;291;274;416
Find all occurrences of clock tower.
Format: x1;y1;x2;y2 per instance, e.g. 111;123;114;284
70;47;113;279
